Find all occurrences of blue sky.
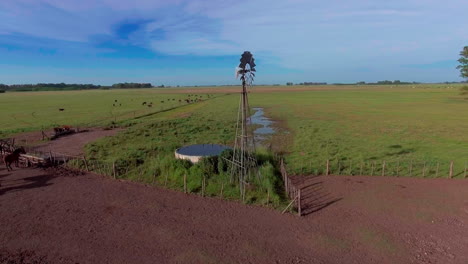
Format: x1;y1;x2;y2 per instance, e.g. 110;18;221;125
0;0;467;85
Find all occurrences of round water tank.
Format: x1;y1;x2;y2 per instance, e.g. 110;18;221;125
175;144;231;163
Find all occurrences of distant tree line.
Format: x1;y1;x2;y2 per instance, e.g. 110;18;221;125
0;82;161;92
356;80;420;85
298;82;328;85
111;82;153;89
0;83;102;92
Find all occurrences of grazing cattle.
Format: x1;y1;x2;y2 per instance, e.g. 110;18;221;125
113;104;115;106
148;104;152;107
119;103;122;106
142;102;147;105
59;108;64;111
161;101;164;103
114;99;118;102
4;147;26;171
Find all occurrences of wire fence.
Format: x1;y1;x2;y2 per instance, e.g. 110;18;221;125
286;158;467;179
280;159;302;216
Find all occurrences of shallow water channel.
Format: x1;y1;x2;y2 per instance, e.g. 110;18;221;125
250;107;275;144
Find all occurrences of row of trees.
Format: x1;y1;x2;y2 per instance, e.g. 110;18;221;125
0;83;101;92
0;82;166;92
286;82;327;86
111;83;153;89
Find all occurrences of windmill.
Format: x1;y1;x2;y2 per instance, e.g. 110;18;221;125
230;51;258;201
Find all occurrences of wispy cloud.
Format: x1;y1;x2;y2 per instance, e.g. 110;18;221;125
0;0;467;84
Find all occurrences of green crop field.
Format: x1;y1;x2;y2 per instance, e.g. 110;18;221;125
1;84;468;189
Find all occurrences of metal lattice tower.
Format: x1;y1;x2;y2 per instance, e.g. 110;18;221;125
230;51;258;201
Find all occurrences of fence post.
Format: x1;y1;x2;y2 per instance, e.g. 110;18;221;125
82;156;89;171
298;189;302;217
49;151;54;165
202;175;206;197
422;162;426;178
112;161;116;179
184;173;187;193
220;182;224;197
409;160;413;177
266;188;270;204
449;161;454;178
360;161;363;175
382;161;386;176
465;162;467;178
436;162;440;178
396;161;400;176
326;160;330;176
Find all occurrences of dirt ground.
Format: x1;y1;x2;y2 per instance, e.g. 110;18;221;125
13;129;122;156
1;165;468;263
2;131;468;263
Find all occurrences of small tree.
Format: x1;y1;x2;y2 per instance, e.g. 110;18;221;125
457;46;468;95
457;46;468;80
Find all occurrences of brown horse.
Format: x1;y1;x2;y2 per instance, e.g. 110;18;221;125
4;147;26;171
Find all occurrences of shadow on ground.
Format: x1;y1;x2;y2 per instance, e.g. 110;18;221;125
0;172;55;196
291;175;342;216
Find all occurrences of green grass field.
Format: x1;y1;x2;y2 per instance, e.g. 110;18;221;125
1;84;467;180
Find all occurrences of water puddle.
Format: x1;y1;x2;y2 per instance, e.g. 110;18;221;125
250;107;275;144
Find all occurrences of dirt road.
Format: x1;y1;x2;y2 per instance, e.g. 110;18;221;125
1;166;467;263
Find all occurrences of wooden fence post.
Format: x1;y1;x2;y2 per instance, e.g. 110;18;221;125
382;161;386;176
202;175;206;197
326;160;330;176
360;161;363;175
464;162;467;178
298;189;302;216
184;173;187;193
409;160;413;177
82;156;89;171
436;162;440;178
112;161;116;179
49;151;54;165
396;161;400;176
449;161;454;178
220;183;224;197
266;188;270;204
422;162;426;178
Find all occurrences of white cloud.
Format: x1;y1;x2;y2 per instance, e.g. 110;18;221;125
0;0;467;72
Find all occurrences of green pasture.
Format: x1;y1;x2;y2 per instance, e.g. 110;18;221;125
0;89;216;136
1;84;468;183
250;84;468;177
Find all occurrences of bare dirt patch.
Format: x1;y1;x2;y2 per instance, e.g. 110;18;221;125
26;128;122;156
1;166;468;263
